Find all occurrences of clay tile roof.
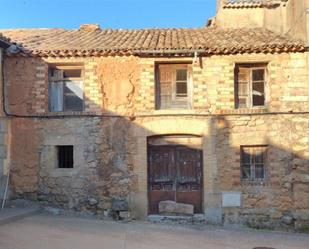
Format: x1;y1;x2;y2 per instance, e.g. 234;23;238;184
223;0;287;8
0;26;305;57
0;33;11;48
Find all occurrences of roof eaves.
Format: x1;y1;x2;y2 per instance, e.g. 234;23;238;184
11;44;305;58
223;0;285;9
0;35;11;48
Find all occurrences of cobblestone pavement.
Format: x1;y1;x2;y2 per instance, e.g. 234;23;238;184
0;214;308;249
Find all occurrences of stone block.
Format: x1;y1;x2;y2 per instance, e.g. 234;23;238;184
119;211;130;219
158;201;194;216
88;197;98;206
222;192;241;207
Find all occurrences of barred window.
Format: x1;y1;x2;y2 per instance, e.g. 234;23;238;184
49;65;84;112
241;145;267;181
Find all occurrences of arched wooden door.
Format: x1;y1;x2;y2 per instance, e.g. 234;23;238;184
147;136;203;214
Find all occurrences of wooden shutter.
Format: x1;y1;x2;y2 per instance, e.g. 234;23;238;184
252;69;265;106
157;64;191;109
158;65;173;109
49;81;63;112
236;67;250;108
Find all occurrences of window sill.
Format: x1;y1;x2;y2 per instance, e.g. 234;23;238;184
241;180;270;187
219;107;268;115
50;168;79;177
38;110;97;116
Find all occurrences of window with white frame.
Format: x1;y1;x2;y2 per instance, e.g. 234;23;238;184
49;65;84;112
235;64;267;108
241;145;268;181
156;64;192;109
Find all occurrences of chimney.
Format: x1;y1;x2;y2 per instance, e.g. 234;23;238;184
216;0;225;11
79;24;101;32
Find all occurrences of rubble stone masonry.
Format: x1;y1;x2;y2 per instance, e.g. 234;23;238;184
3;51;309;229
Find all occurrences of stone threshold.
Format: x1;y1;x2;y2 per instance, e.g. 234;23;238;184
147;214;206;224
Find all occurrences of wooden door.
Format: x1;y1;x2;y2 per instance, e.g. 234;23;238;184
148;145;203;214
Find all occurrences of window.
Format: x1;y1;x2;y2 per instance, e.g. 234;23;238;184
156;64;192;109
235;64;267;108
49;65;84;112
57;145;74;168
241;146;267;181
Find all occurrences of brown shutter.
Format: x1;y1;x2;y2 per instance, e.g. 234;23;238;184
158;65;174;109
236;66;250;108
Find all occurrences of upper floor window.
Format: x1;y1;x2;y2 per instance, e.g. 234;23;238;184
49;65;84;112
235;64;267;108
241;145;267;181
156;64;192;110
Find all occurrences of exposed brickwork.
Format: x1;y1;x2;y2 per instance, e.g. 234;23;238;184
135;59;155;113
33;61;48;114
192;62;211;110
84;60;102;114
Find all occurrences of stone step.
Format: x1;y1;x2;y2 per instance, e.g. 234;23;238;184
148;214;206;224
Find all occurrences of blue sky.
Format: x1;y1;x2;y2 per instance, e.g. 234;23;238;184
0;0;217;29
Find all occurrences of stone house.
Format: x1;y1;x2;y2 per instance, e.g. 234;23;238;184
0;0;308;229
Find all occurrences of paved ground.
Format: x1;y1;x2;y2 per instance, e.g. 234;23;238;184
0;214;308;249
0;204;40;225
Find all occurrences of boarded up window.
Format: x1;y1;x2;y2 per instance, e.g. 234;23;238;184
235;64;266;108
49;66;84;112
241;145;267;181
156;64;191;109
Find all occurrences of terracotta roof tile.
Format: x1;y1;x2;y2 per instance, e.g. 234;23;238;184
224;0;287;8
0;26;305;57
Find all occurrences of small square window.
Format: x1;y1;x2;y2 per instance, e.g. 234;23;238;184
241;145;267;181
57;145;73;168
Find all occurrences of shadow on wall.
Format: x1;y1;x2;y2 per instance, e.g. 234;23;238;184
215;115;309;229
3;56;309;230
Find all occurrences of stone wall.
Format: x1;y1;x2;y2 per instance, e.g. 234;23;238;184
37;117;134;215
3;51;309;229
9;118;39;196
216;114;309;229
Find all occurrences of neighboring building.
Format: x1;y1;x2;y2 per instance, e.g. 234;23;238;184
0;34;11;203
0;0;308;229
